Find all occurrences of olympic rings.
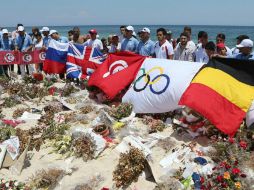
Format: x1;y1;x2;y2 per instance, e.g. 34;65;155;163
133;74;150;92
133;67;170;95
149;74;170;94
135;68;146;83
144;66;164;85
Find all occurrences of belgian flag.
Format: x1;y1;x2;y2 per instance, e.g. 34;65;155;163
179;57;254;136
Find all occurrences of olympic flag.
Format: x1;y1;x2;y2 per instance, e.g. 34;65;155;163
122;58;204;113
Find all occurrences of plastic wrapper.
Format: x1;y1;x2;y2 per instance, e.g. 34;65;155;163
2;136;20;160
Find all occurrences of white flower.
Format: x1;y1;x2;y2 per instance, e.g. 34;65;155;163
5;182;9;187
14;181;19;186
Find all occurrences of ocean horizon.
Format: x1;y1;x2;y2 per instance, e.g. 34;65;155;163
3;24;254;48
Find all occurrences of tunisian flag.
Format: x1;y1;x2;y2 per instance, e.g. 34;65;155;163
88;52;146;99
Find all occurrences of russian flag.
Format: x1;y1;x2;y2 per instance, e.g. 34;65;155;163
43;39;69;74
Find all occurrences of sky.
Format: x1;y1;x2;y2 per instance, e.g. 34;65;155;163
1;0;254;27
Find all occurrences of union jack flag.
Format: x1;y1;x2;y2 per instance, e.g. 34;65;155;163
66;43;106;78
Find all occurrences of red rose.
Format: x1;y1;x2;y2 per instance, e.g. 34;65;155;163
234;160;239;166
240;173;247;178
239;141;248;149
228;137;235;144
225;164;231;169
232;168;241;175
217;175;223;182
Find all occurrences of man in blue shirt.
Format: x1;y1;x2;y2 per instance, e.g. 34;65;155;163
49;30;68;43
14;26;34;76
121;25;139;53
136;27;155;56
40;27;50;49
234;39;254;60
0;29;14;77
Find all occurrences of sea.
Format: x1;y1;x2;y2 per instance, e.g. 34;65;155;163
5;25;254;48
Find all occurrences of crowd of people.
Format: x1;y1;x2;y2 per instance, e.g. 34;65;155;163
0;24;253;78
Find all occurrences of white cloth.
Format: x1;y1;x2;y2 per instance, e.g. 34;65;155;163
34;40;43;50
187;40;196;51
231;47;239;56
84;39;103;50
154;40;174;59
195;43;209;63
225;46;233;57
122;58;204;113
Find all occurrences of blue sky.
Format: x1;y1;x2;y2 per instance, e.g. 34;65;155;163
1;0;254;26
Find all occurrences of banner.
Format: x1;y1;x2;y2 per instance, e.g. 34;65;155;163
0;50;46;65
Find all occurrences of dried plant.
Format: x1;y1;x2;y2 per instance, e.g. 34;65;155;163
113;147;146;188
79;105;93;114
0;76;9;89
65;97;78;104
28;168;65;189
41;123;70;140
0;126;16;142
2;96;21;108
60;83;79;97
16;127;44;152
49;134;73;157
12;108;30;119
39;102;63;125
109;103;133;120
64;112;76;123
22;75;37;84
142;116;166;133
72;134;96;161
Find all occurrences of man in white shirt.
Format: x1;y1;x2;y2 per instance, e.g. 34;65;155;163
84;29;103;51
109;34;121;53
183;26;196;51
174;32;195;61
195;31;209;63
154;28;174;59
216;33;232;57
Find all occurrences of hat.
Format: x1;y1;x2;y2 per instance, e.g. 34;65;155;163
89;29;97;34
40;27;49;32
216;43;225;49
140;27;150;34
112;34;119;38
126;25;134;31
236;39;253;48
49;30;58;35
167;30;172;34
17;26;25;32
2;29;8;34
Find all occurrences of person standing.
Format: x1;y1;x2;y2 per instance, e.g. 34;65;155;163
183;26;196;51
154;28;174;59
72;27;85;44
108;34;121;53
84;29;103;51
216;33;232;57
40;27;50;50
174;32;195;61
120;26;139;53
0;29;14;77
136;27;155;56
205;41;216;60
119;25;126;42
49;30;68;43
33;32;44;72
195;31;209;63
14;26;34;76
234;39;254;60
231;35;249;56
